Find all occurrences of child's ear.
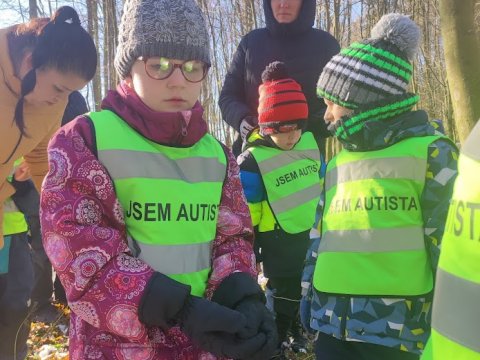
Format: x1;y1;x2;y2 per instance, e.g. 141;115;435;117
124;75;134;89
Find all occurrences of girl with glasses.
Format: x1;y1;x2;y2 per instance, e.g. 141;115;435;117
40;0;277;359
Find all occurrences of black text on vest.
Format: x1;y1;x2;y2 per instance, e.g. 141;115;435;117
275;164;319;187
329;196;418;213
126;201;218;222
445;200;480;241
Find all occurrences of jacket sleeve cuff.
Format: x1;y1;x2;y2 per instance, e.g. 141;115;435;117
211;272;264;309
138;272;191;329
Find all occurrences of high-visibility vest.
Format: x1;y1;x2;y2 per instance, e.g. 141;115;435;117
3;198;28;236
3;158;28;236
314;135;446;296
428;122;480;360
248;132;321;234
90;110;227;297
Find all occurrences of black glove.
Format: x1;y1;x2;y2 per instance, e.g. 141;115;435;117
180;295;267;359
138;272;191;330
235;298;278;360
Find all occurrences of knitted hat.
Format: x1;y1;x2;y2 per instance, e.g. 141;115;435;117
114;0;211;79
317;13;420;109
258;62;308;135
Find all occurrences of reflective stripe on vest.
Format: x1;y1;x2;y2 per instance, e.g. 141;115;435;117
430;123;480;359
249;132;321;234
90;110;227;297
3;198;28;236
314;135;445;296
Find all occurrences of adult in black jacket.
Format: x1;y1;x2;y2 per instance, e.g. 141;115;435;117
219;0;340;156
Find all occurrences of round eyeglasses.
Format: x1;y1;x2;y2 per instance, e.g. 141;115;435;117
140;57;210;83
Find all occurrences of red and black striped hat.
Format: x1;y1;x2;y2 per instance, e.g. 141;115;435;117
258;62;308;135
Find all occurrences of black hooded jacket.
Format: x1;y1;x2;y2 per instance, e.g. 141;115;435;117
219;0;340;155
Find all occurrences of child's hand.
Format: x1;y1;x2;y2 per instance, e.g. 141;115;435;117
240;116;257;141
14;162;31;182
180;295;266;358
234;298;278;359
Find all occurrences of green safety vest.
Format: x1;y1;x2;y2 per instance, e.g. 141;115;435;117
313;135;445;296
3;158;28;236
90;110;227;297
427;122;480;360
3;198;28;236
249;132;321;234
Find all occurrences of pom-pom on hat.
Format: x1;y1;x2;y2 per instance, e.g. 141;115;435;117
317;13;421;109
258;61;308;135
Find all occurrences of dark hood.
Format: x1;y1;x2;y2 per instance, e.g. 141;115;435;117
263;0;316;36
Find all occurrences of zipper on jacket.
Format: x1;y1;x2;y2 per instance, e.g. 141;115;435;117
177;113;188;143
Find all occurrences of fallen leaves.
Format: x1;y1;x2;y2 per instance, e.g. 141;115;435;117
27;303;69;360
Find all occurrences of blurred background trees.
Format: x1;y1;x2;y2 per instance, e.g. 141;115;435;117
1;0;479;154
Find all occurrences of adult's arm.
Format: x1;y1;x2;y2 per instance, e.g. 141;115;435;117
219;36;254;132
24;117;62;193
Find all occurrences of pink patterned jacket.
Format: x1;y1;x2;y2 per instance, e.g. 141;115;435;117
40;83;257;360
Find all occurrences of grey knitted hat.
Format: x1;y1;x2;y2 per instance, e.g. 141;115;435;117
317;13;421;109
114;0;211;79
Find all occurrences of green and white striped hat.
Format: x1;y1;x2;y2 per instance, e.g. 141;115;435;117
317;13;420;110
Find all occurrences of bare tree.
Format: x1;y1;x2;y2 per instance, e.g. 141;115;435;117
1;0;469;148
29;0;38;18
87;0;102;110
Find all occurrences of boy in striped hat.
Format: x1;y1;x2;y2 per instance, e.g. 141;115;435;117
301;14;459;360
238;61;323;357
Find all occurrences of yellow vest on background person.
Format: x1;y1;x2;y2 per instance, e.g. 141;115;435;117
3;158;28;236
1;159;29;274
3;198;28;236
89;110;227;297
313;135;447;296
248;131;321;234
424;122;480;360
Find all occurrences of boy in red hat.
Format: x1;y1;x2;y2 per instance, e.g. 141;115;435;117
238;61;322;356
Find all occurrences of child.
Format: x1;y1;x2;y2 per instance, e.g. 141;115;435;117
301;14;459;360
422;121;480;360
238;61;322;356
0;160;33;359
40;0;277;359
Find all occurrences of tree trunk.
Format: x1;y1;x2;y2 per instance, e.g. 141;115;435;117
439;0;480;143
29;0;38;19
87;0;103;110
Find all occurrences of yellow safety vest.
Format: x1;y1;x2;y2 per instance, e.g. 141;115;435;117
248;132;321;234
90;110;227;297
427;122;480;360
314;136;446;296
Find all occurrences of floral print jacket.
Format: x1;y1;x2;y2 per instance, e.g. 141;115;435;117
40;84;257;360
